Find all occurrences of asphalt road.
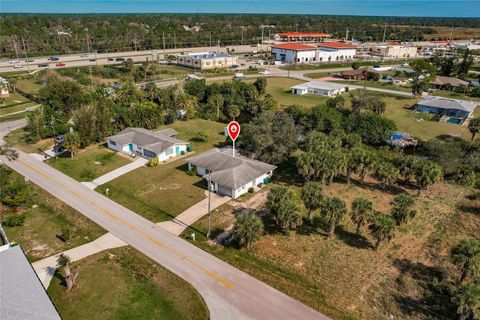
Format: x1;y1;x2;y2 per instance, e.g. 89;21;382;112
0;120;329;320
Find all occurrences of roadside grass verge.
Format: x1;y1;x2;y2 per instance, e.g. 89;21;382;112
3;172;105;262
48;246;209;320
47;145;131;182
4;128;53;153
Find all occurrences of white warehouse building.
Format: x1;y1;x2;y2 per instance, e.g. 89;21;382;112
291;81;349;97
271;42;357;63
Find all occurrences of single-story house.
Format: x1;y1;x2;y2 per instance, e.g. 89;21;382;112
430;76;469;90
417;97;478;124
106;127;188;161
379;74;410;85
291;80;348;97
341;67;379;80
0;76;9;97
0;244;61;320
186;147;276;199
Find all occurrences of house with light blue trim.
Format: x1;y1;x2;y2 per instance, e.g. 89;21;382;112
416;97;478;125
106;127;188;161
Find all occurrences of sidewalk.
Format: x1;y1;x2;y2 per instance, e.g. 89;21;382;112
32;233;127;288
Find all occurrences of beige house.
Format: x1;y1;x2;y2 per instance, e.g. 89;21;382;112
176;52;238;70
370;45;418;58
0;76;9;97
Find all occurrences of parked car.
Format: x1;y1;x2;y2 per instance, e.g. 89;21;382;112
56;63;66;67
233;73;246;78
25;58;34;63
89;58;96;62
108;58;115;61
13;64;23;69
115;57;125;62
9;59;18;64
38;63;49;67
259;70;271;75
48;56;60;61
80;53;89;58
55;134;65;143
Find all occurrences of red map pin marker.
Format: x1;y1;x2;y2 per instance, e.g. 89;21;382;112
227;121;240;141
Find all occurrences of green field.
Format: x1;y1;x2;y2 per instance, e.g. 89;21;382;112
3;173;105;262
47;145;132;182
15;78;42;94
5;128;53;153
48;246;209;320
331;79;412;93
0;101;37;117
431;89;480;102
0;92;30;106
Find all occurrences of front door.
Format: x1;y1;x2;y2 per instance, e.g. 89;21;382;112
128;144;133;152
175;146;180;156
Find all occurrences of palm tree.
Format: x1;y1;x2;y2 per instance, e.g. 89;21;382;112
63;132;81;158
176;92;198;119
234;212;264;249
56;254;78;291
352;147;373;184
451;238;480;283
320;197;347;237
351;197;374;235
301;181;324;222
374;161;399;189
398;155;419;184
453;282;480;320
370;214;396;250
468;118;480;141
391;193;416;226
415;160;443;196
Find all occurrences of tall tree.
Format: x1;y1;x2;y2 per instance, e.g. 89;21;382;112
350;197;374;235
415;160;443;196
56;254;78;291
234;212;264;249
452;238;480;283
457;50;474;79
374;161;399;189
391;193;416;226
409;59;436;98
267;186;303;232
468;118;480;142
320;196;347;237
370;214;396;250
63;132;81;158
176;92;198;119
301;181;324;222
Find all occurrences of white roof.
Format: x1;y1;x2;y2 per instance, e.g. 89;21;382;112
0;76;8;83
418;96;478;113
291;81;347;91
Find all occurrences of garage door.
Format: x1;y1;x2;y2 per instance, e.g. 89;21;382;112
217;185;232;197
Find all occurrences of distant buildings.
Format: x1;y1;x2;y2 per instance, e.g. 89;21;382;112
341;67;379;81
416;97;478;124
370;44;418;58
176;52;238;70
0;76;9;97
274;32;330;42
291;80;348;97
271;42;357;63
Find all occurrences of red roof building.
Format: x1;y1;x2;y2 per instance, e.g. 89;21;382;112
317;42;357;49
270;43;317;51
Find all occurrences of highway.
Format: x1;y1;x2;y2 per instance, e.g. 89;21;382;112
0;120;329;320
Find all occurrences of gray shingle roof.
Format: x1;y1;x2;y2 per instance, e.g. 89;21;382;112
0;245;61;320
187;147;276;189
418;96;478;113
106;127;187;154
292;80;347;91
431;76;469;87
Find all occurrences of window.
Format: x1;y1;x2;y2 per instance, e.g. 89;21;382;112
165;148;173;155
109;140;116;146
143;149;156;158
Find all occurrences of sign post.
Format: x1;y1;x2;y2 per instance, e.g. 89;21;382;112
227;121;240;157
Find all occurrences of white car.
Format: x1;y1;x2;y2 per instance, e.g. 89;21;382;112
233;73;246;78
14;64;23;69
9;59;18;64
259;70;271;75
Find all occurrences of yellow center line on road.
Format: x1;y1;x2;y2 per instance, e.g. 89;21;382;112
17;158;235;289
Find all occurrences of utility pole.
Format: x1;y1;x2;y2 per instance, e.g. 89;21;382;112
162;32;166;56
21;36;30;73
85;28;93;88
207;172;212;238
209;32;212;48
345;28;349;42
241;26;244;45
51;115;57;159
261;26;265;49
383;25;387;43
174;32;177;49
13;39;19;60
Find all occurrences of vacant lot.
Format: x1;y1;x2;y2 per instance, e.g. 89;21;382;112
5;128;53;153
47;145;131;182
48;246;209;320
182;171;479;320
97;119;226;222
261;77;329;108
3;174;105;262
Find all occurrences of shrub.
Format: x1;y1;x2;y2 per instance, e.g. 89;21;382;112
60;227;71;242
248;187;254;193
187;145;193;152
190;130;208;142
147;157;159;167
3;214;26;227
187;167;197;176
180;150;185;156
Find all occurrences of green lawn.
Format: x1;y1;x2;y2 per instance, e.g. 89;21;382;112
15;78;42;94
331;79;412;93
48;246;209;320
278;59;408;71
430;89;480;103
3;173;105;262
97;119;226;222
4;128;53;153
0;92;30;106
47;145;132;182
0;101;37;117
0;111;30;122
304;72;335;79
261;77;329;108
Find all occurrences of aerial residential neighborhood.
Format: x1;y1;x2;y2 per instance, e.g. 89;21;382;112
0;3;479;320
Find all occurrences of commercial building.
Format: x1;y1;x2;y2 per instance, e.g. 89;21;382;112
0;244;61;320
186;147;276;199
0;76;9;97
176;52;238;70
271;42;357;63
291;81;348;97
275;32;330;42
416;97;478;124
106;127;188;161
370;44;418;58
